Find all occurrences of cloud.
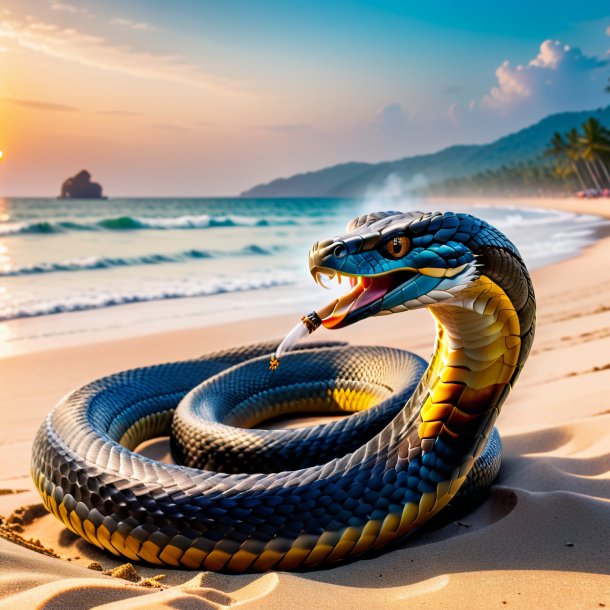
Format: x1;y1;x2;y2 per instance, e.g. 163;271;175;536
447;102;461;127
436;38;610;142
49;2;88;15
0;14;245;95
110;18;158;32
285;38;610;172
1;97;77;112
481;40;607;115
377;102;408;131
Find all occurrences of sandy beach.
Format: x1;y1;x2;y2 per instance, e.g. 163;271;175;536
0;197;609;609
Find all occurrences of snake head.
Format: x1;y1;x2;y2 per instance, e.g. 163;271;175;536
308;210;481;329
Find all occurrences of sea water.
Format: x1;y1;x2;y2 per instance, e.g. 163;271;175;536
0;197;605;355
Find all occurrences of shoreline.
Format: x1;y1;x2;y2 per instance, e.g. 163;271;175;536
0;196;609;608
434;194;610;219
1;196;608;359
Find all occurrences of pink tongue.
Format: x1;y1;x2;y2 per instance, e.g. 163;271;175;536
354;276;392;310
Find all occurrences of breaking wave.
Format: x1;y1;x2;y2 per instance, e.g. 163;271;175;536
0;214;301;236
0;245;276;277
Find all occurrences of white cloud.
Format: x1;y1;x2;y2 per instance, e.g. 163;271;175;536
447;102;460;127
481;40;607;114
0;14;244;95
347;39;610;164
275;37;610;172
50;2;88;15
110;18;158;32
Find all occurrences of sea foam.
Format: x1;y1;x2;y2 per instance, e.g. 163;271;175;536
0;273;296;321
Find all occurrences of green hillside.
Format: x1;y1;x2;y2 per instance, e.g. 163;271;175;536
241;106;610;197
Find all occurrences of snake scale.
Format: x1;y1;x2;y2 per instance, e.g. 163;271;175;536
31;210;535;572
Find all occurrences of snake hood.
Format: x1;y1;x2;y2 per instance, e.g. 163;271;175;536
308;210;523;329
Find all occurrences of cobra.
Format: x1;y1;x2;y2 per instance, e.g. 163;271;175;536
31;210;535;572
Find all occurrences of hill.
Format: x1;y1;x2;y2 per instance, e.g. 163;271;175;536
241;106;610;197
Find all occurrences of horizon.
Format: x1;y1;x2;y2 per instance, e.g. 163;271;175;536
2;103;610;199
0;1;609;196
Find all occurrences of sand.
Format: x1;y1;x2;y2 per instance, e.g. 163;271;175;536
0;197;608;609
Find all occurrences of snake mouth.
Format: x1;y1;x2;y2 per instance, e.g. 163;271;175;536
312;268;419;329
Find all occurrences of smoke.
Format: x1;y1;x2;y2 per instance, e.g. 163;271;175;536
361;172;428;215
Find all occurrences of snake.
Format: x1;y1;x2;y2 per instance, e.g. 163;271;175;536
31;210;535;572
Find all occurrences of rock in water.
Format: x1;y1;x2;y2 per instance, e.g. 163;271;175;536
60;170;105;199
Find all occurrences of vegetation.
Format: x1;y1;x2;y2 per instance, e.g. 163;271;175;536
243;107;610;197
545;118;610;192
424;117;610;196
422;159;574;196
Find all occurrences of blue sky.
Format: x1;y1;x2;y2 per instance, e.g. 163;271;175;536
1;0;609;195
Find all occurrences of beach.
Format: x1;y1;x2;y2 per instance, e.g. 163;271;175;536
0;197;609;608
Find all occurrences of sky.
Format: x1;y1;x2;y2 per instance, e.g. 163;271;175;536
0;0;609;196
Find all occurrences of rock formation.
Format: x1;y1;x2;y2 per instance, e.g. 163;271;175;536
60;170;105;199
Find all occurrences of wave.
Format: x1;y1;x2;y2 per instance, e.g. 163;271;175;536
0;214;301;236
0;245;277;277
0;273;296;322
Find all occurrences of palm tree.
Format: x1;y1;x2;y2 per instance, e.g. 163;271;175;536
567;128;599;190
546;130;586;190
545;132;566;164
580;118;610;188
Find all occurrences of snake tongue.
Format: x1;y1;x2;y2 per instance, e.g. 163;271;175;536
319;276;392;329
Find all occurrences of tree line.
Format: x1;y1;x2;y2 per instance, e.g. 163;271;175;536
545;118;610;192
420;117;610;196
421;161;568;197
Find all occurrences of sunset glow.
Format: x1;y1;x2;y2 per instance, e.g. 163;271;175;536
0;1;608;196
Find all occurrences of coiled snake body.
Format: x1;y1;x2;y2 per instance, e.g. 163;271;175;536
32;211;535;572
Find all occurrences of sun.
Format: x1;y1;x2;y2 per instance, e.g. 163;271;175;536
0;150;4;161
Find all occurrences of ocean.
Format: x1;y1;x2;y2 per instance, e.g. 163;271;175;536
0;197;605;355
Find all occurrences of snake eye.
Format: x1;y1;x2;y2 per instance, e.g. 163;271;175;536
333;243;347;258
384;235;410;259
